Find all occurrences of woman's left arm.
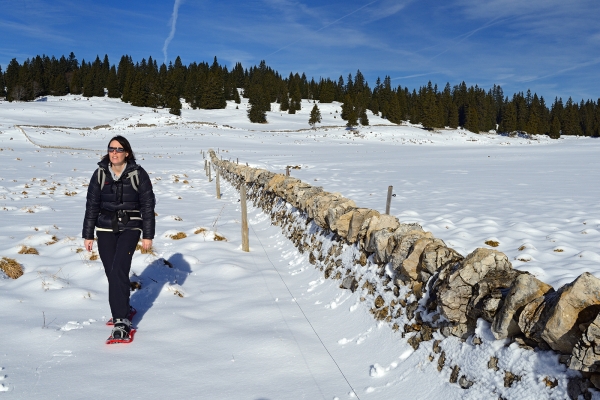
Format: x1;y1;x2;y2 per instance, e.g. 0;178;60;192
138;168;156;241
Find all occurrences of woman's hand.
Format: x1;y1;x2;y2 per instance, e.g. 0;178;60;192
84;239;94;252
142;239;153;251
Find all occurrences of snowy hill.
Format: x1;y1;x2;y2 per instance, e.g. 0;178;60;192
0;95;598;399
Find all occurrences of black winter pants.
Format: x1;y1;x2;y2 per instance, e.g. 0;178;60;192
97;229;141;320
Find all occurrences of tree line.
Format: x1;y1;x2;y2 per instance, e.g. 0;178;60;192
1;52;599;137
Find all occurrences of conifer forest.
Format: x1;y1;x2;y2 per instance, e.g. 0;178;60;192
2;52;600;138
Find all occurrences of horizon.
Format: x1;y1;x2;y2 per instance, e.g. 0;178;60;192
2;0;599;102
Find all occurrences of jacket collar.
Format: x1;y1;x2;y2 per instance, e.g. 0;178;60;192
97;158;139;177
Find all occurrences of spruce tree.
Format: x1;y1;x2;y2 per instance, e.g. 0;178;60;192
106;66;120;98
359;108;369;126
233;87;241;104
309;104;321;128
0;66;5;98
168;95;181;115
448;104;459;128
499;102;517;132
549;115;561;139
465;105;480;133
247;84;268;123
280;92;289;112
346;109;358;127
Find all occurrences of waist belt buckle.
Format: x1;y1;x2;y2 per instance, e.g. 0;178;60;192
118;210;130;225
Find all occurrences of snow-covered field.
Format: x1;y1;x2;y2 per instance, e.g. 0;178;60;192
1;95;599;399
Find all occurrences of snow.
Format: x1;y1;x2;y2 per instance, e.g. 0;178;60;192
0;95;599;398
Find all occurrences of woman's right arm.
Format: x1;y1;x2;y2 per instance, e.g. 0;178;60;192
82;169;101;243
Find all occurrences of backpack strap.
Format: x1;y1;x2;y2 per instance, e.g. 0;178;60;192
127;170;140;192
97;167;107;191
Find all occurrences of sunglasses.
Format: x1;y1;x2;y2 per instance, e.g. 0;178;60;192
108;146;125;153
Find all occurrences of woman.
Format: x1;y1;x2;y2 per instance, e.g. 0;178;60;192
82;135;155;343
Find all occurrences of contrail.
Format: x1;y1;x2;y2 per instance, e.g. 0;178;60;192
163;0;183;64
265;0;379;58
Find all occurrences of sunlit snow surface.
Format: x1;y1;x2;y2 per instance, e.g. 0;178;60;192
0;95;598;399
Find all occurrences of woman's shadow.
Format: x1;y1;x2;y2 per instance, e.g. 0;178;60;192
130;253;191;324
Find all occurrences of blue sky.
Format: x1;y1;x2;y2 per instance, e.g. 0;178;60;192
2;0;599;102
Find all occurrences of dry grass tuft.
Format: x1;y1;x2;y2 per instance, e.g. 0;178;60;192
46;235;59;245
75;248;84;253
194;227;207;234
18;246;39;255
89;252;99;261
485;240;500;248
169;232;187;240
214;233;227;242
518;245;526;251
1;257;23;279
554;248;564;253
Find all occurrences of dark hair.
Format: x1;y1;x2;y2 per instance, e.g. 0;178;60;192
102;135;136;163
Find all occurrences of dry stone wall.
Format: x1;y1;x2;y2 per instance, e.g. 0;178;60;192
209;150;600;387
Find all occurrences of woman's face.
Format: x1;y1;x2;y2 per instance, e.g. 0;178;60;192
108;140;129;167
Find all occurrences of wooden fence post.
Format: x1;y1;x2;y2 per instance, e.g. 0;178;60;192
385;185;393;214
208;162;212;182
241;185;249;252
204;159;208;175
286;166;290;176
216;168;221;199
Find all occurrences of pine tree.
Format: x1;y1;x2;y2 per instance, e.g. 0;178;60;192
0;66;5;98
233;87;241;104
309;104;321;128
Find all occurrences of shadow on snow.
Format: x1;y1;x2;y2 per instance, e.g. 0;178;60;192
129;253;191;324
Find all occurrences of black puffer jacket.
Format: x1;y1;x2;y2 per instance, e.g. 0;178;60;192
82;158;155;239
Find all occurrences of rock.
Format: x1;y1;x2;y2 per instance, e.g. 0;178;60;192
488;356;499;371
567;376;590;400
330;210;354;239
407;334;422;350
467;268;522;323
326;199;356;234
504;371;520;388
540;272;600;354
459;375;473;389
449;365;460;384
492;273;554;339
374;295;385;308
420;240;463;277
434;248;515;338
391;230;433;273
400;237;435;281
570;312;600;371
369;229;396;264
340;276;358;292
347;209;380;243
437;351;446;372
363;214;400;253
517;295;548;343
590;373;600;389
